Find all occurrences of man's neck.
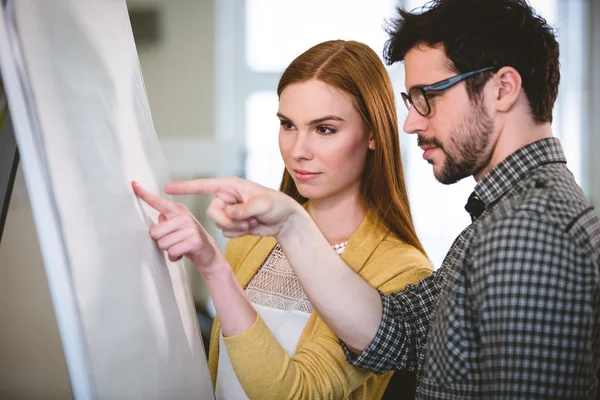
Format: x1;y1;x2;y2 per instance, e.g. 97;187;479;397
475;114;553;182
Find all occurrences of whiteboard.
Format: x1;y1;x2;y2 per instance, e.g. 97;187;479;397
0;0;214;398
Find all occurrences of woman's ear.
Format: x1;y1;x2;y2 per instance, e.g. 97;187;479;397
368;133;376;150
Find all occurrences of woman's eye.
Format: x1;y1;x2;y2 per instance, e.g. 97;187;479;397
280;120;295;130
317;126;335;135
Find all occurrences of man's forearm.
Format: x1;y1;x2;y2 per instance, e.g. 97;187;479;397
276;210;383;353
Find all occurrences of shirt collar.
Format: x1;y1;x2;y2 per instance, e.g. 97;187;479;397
465;137;566;220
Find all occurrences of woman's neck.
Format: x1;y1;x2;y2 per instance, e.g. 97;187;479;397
306;190;367;246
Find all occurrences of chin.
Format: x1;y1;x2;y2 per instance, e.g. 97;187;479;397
434;164;471;185
296;187;326;201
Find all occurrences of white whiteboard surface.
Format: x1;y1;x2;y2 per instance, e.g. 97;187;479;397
0;0;214;398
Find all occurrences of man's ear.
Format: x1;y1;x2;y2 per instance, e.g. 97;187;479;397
494;66;522;112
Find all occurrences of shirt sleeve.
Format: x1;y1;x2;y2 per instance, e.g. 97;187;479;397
342;268;445;374
470;215;598;398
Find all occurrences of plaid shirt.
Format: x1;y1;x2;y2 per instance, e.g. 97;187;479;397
344;138;600;399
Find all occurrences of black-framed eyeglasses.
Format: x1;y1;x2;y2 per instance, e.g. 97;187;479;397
401;66;496;117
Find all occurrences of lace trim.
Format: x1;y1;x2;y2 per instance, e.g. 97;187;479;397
245;242;346;313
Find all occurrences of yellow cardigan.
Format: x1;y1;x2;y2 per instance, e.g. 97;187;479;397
208;211;432;400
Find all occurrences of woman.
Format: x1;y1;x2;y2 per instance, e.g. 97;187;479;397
134;40;431;399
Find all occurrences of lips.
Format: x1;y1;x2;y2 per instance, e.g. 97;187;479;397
420;145;438;160
293;169;321;182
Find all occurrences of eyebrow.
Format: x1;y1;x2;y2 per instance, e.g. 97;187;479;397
406;84;419;93
276;112;345;125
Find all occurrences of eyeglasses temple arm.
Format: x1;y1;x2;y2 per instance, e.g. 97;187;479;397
424;66;496;92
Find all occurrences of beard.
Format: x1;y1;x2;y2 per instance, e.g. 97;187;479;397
418;99;494;185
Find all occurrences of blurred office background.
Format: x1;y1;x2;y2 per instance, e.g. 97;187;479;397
0;0;598;397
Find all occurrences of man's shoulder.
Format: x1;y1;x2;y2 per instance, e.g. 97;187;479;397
470;166;600;277
516;165;589;219
488;164;597;242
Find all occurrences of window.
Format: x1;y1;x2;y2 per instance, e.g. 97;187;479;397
245;92;282;190
246;0;396;73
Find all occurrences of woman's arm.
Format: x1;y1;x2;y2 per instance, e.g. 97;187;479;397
202;258;257;337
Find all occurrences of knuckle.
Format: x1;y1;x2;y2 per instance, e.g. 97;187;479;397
206;206;218;221
191;238;202;250
190;232;203;245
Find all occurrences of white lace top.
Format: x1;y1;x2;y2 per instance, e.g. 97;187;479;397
245;244;315;313
215;243;346;400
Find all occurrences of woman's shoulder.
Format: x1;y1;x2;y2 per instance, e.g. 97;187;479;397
359;212;430;268
356;220;433;293
373;232;431;268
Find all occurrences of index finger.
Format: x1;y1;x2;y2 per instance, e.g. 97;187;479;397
131;181;178;215
166;178;241;199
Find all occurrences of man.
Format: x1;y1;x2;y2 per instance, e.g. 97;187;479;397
167;0;600;397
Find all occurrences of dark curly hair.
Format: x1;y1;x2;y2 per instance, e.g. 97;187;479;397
384;0;560;123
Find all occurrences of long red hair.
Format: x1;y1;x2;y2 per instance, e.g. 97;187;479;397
277;40;425;255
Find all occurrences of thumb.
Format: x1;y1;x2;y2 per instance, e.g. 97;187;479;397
216;190;239;205
225;197;272;221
